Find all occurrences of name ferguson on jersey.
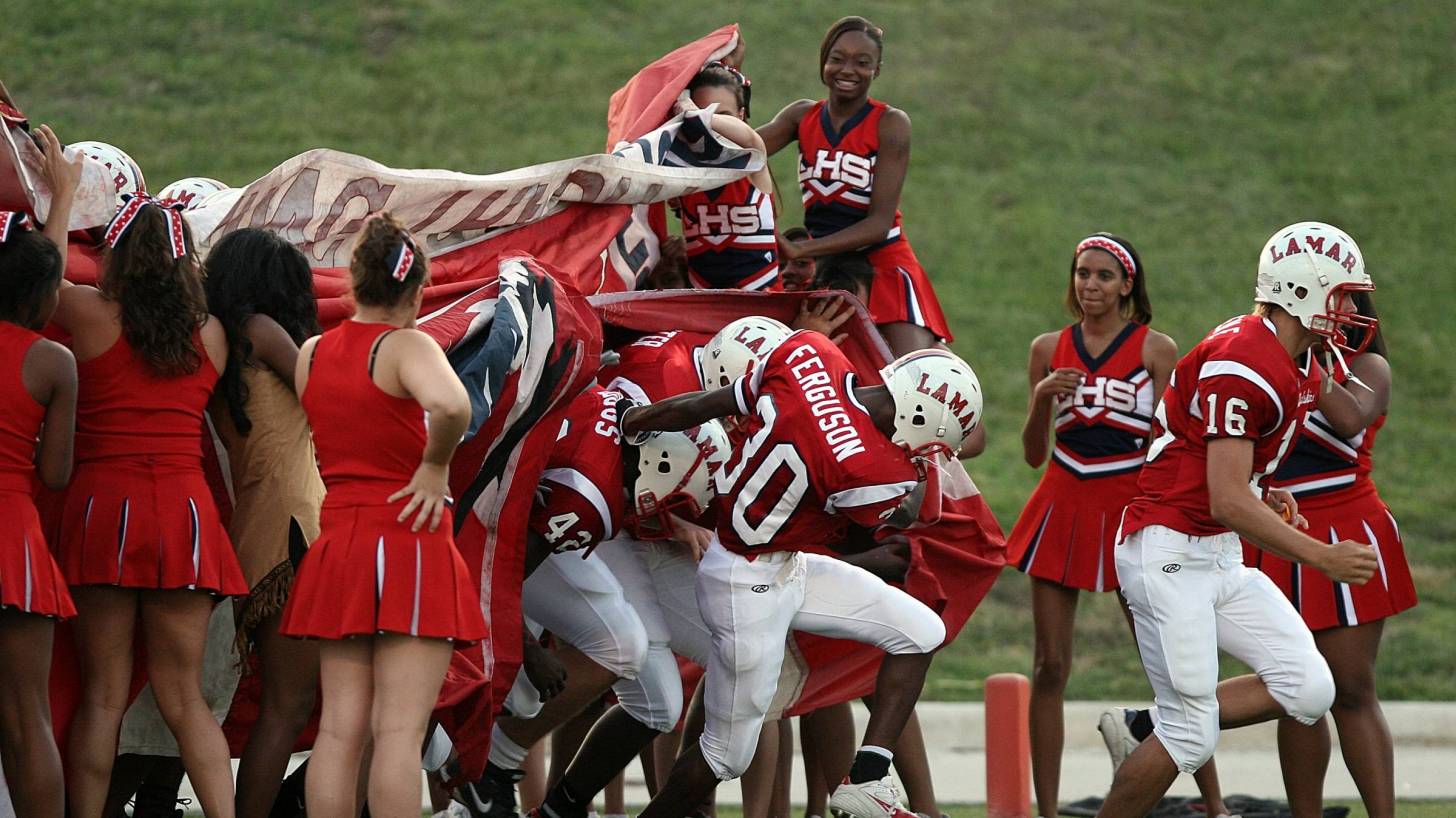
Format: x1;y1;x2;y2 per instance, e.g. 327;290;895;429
784;343;868;463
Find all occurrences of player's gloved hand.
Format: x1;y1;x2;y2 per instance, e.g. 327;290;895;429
522;636;567;702
1264;488;1308;529
615;397;656;447
841;540;911;583
1317;539;1378;585
667;512;713;562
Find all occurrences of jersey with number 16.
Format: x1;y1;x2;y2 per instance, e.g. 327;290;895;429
716;330;920;556
1120;314;1320;539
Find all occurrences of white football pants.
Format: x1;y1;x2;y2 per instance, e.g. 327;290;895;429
1117;525;1335;773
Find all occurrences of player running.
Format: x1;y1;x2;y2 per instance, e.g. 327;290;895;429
1095;223;1381;817
758;16;953;353
620;330;982;818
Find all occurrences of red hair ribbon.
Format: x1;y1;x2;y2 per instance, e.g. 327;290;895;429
389;239;416;282
1075;235;1138;279
0;211;32;243
104;194;188;258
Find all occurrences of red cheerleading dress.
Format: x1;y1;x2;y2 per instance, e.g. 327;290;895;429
0;322;75;617
279;321;486;642
797;98;953;341
1006;323;1154;591
1243;363;1417;630
673;178;779;291
57;329;245;595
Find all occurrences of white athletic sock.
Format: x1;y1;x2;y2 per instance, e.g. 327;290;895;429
857;744;894;761
487;725;530;770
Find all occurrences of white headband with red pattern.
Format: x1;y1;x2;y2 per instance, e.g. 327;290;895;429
1075;235;1137;279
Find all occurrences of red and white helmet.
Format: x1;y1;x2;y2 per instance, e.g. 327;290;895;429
700;316;791;390
71;140;145;206
627;419;730;539
156;177;228;210
1255;222;1376;354
880;349;983;457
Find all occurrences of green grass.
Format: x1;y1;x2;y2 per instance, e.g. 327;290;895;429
5;1;1454;699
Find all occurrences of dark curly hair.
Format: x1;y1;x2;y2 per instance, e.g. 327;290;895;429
350;212;427;307
0;229;63;328
100;205;209;376
203;228;320;435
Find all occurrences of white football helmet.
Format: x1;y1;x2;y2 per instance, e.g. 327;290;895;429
1255;222;1376;353
880;349;983;457
627;419;730;539
700;316;791;390
71;140;145;205
156;177;228;210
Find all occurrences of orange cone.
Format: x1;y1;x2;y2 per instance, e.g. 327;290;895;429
985;672;1031;818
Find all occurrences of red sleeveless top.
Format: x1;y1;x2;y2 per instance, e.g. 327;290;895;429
0;322;46;493
75;328;218;464
796;98;905;249
302;321;428;508
1047;322;1155;479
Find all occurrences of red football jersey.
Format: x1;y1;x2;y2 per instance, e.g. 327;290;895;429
673;179;779;291
1121;315;1320;538
1269;364;1384;500
528;388;626;554
715;330;919;555
600;330;711;404
1048;322;1155;479
797;98;905;248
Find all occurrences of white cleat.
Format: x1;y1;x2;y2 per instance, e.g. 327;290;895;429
1097;706;1142;773
828;776;917;818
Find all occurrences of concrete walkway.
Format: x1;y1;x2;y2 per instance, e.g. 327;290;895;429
159;700;1455;811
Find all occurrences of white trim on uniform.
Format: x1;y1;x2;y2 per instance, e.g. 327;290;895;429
1052;446;1147;475
1282;473;1356;496
825;481;917;512
1197;359;1284;429
608;375;651;407
541;467;615;541
1303;417;1359;459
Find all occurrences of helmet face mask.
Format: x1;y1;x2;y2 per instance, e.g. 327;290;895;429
624;421;729;540
1254;222;1376;352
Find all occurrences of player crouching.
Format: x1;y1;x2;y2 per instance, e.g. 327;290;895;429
620;329;983;818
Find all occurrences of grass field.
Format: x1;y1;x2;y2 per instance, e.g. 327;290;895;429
5;1;1454;700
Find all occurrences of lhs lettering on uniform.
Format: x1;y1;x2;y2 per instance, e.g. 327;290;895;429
804;149;875;189
1057;376;1139;414
1267;235;1359;272
689;203;764;235
915;373;978;433
784;344;867;462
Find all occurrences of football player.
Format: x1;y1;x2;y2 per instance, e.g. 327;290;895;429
1095;223;1380;817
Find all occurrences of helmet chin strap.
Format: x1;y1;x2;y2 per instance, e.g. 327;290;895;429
1320;340;1371;395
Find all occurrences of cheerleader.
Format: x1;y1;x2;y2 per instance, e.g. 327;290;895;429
202;228;326;818
758;15;952;354
278;213;482;818
49;175;245;816
0;125;79;818
673;63;780;291
1251;293;1409;818
1006;234;1233;818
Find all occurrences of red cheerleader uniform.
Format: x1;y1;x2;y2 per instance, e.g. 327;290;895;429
1244;362;1417;630
57;329;245;594
673;178;779;291
1006;323;1154;591
0;323;75;617
279;321;486;642
797;98;953;341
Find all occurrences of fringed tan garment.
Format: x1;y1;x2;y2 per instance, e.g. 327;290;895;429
216;364;324;662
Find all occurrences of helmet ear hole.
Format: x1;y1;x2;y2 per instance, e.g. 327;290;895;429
1293;285;1308;299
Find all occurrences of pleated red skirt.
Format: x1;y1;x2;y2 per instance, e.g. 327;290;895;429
1243;484;1417;631
56;459;246;595
0;491;76;618
1006;463;1135;592
280;504;486;642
